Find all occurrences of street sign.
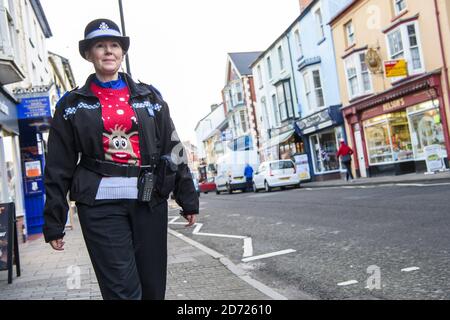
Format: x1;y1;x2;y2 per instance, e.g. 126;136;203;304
384;59;408;78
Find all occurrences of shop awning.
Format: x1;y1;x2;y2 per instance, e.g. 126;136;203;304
263;129;295;149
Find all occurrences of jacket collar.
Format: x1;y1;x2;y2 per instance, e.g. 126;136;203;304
73;72;153;99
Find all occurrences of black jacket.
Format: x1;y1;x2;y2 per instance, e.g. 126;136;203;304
43;73;199;243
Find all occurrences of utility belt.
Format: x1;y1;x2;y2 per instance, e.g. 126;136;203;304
80;154;177;202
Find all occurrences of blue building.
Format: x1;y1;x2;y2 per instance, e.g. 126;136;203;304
290;0;353;181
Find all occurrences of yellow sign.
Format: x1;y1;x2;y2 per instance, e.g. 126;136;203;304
384;59;408;78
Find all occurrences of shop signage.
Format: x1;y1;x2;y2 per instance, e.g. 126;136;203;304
294;154;311;181
424;145;446;173
17;96;51;119
297;110;331;130
383;98;405;112
384;59;408;78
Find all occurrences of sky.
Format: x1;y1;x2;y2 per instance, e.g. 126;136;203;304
39;0;300;144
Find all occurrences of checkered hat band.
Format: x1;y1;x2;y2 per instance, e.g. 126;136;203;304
85;29;122;40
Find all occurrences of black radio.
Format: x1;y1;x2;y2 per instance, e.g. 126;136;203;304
137;170;155;202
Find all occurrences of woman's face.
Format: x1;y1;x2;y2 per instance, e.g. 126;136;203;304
86;39;124;76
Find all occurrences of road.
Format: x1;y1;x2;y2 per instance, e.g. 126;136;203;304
168;182;450;300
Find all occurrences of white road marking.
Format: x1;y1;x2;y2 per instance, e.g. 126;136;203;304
241;249;296;262
276;222;283;225
337;280;358;286
401;267;420;272
243;237;253;258
228;214;241;217
192;223;247;239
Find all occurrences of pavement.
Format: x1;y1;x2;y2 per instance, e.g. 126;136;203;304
1;170;449;300
302;170;450;188
0;204;282;300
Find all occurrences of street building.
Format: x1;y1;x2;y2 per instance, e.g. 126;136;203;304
330;0;450;177
0;0;76;239
222;52;261;156
251;0;352;182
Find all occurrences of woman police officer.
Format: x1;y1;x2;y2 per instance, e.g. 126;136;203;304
42;18;199;300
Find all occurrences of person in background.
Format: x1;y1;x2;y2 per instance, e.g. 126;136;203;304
336;139;354;182
244;163;254;192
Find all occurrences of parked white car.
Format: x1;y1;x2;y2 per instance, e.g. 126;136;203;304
253;160;301;192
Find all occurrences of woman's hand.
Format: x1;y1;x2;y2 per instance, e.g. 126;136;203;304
50;238;65;251
183;214;196;227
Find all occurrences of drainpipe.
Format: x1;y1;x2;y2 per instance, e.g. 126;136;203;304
434;0;450;158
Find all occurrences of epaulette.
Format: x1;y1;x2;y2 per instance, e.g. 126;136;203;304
138;80;164;101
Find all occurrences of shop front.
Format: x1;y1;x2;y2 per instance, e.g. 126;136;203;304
0;89;26;238
343;70;450;177
261;124;304;162
296;105;346;181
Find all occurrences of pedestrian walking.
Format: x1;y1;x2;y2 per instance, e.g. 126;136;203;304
244;163;254;192
42;18;199;300
336;139;354;181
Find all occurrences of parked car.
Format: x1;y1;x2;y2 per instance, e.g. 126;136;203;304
199;177;216;194
253;160;301;192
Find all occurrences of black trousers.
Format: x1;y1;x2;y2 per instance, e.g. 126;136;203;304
343;160;354;181
76;199;168;300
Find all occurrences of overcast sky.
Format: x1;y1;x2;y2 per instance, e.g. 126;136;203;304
40;0;299;143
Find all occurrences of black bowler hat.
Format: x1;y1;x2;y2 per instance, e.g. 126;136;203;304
79;18;130;59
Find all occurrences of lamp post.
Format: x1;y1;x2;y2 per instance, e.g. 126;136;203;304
118;0;131;76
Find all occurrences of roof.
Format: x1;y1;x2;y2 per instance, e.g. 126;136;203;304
250;0;320;68
228;52;263;76
329;0;360;26
30;0;53;38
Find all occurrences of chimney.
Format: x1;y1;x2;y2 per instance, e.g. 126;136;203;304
299;0;314;12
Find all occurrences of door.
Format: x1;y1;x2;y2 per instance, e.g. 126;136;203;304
354;126;367;178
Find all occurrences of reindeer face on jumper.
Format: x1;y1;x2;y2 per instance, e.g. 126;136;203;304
103;124;140;164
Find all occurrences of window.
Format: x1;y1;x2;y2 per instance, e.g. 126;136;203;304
303;69;325;111
276;81;295;122
257;65;263;88
315;8;325;40
345;21;355;47
271;94;281;127
344;52;373;99
267;56;273;79
240;110;248;133
294;30;303;58
303;72;313;111
312;70;324;108
386;22;424;75
234;82;243;105
261;97;271;130
278;45;285;71
393;0;407;15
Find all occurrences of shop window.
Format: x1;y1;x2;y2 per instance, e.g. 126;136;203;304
310;129;341;174
407;101;446;160
364;111;414;165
